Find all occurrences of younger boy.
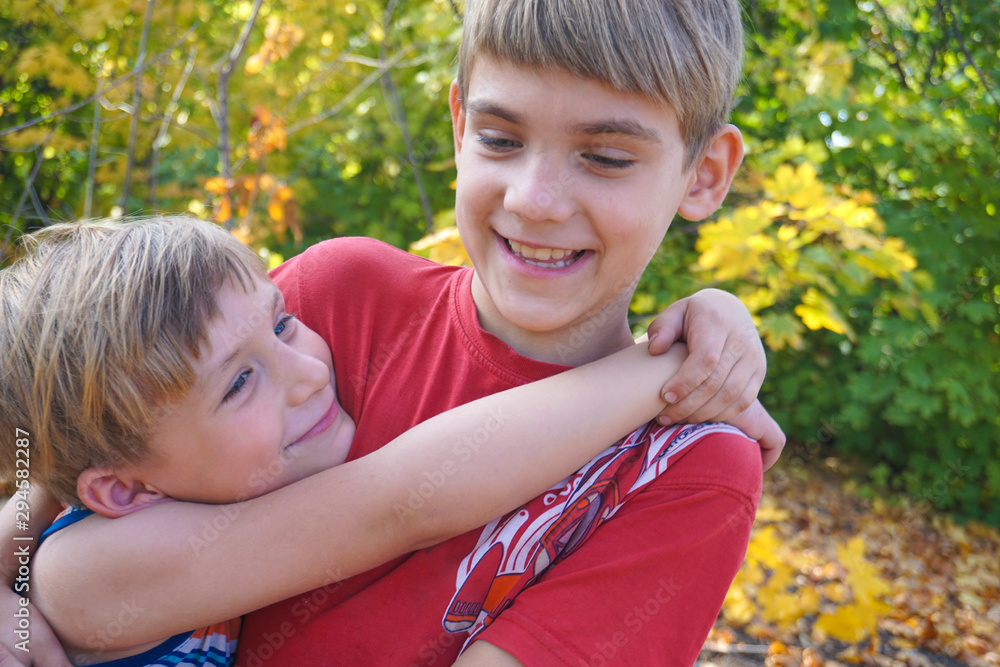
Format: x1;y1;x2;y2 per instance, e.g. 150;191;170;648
0;216;740;666
238;0;774;664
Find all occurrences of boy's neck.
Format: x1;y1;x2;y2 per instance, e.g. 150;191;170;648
470;276;636;367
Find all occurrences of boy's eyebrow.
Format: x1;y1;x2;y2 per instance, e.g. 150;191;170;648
465;99;525;125
466;99;661;144
569;119;662;144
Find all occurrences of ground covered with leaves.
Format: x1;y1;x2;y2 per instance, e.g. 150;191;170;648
698;459;1000;667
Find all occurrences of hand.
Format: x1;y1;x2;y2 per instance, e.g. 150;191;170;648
728;400;786;471
647;288;765;425
0;589;71;667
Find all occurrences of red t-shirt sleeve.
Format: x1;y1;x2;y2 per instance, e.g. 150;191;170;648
475;432;762;666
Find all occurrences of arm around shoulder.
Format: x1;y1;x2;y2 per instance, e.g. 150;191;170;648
32;342;687;654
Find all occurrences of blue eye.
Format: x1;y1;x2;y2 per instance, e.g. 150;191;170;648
224;370;251;402
274;314;295;336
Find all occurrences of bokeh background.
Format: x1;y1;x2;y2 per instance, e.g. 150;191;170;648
2;0;998;662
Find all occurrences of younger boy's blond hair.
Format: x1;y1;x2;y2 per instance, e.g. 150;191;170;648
456;0;744;169
0;216;267;505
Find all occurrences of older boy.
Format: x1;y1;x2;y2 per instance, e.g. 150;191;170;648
236;0;773;665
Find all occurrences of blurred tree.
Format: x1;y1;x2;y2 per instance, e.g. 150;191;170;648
0;0;462;260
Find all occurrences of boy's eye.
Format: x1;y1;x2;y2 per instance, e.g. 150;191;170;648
223;370;252;403
476;134;520;152
583;153;635;170
274;314;295;336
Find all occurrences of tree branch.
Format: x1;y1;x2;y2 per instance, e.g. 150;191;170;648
869;0;913;92
84;81;102;219
151;45;198;211
1;128;59;257
27;183;51;227
380;0;435;233
0;27;195;139
285;48;408;135
214;0;265;229
944;0;1000;112
120;0;158;213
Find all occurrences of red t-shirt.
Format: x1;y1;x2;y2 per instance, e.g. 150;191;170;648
236;238;762;666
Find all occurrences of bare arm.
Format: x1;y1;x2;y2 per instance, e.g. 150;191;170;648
34;342;696;653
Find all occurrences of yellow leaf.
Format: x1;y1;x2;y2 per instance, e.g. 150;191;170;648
777;224;799;242
410;226;471;267
755;502;791;523
15;44;94;97
794;288;855;340
630;292;657;315
765;162;825;210
205;176;228;195
744;525;785;570
815;603;874;643
245;53;265;75
267;196;285;226
722;588;758;626
214;197;232;223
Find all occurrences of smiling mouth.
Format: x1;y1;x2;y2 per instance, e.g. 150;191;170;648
288;399;339;448
504;237;585;269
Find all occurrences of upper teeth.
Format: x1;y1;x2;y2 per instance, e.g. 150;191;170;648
509;240;576;261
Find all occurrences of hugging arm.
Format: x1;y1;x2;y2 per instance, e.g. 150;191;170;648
31;342;688;656
0;486;71;667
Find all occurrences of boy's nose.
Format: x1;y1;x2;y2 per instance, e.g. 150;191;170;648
504;154;576;224
284;350;330;406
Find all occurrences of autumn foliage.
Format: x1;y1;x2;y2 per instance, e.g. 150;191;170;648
703;460;1000;665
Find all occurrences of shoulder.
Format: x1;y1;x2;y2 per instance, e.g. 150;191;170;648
657;423;763;505
270;237;464;308
273;237;455;282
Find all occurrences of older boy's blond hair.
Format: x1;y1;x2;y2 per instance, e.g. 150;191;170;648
456;0;744;169
0;216;267;505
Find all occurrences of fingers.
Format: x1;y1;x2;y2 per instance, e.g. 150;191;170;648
0;642;27;667
644;299;688;356
657;331;761;424
22;612;72;667
0;602;73;667
696;370;762;425
657;321;728;406
727;401;786;471
760;422;787;471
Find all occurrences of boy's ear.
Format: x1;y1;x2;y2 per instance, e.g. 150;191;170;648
449;79;467;159
677;124;744;222
77;468;172;518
